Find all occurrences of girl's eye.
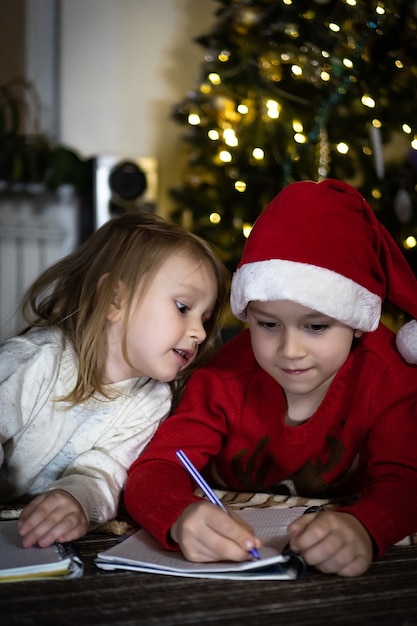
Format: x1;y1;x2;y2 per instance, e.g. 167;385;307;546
176;301;189;315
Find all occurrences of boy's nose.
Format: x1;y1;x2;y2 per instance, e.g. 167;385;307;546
279;329;306;358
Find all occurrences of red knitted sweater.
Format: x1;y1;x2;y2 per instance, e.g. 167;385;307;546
125;324;417;557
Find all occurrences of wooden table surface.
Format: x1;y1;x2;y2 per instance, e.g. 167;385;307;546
1;531;417;626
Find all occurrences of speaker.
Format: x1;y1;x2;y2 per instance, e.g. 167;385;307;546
94;155;158;229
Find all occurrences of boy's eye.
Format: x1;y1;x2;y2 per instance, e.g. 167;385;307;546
258;321;278;329
307;323;329;332
176;301;189;315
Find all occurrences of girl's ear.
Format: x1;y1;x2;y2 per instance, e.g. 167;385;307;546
107;296;122;322
354;329;363;338
97;275;125;322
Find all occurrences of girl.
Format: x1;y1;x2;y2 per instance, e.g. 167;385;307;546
0;211;229;549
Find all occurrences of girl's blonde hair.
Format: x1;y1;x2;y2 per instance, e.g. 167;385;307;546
21;212;230;405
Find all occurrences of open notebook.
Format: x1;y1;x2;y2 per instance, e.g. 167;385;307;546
95;506;307;580
0;520;83;582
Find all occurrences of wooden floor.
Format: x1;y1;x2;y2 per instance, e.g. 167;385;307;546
1;531;417;626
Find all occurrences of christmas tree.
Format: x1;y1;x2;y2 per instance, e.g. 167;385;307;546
169;0;417;276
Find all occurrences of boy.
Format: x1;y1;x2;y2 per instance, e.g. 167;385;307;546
125;179;417;577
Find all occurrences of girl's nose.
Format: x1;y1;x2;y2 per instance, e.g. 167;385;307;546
189;319;207;344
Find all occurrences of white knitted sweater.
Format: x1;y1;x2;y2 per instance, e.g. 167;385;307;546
0;327;171;527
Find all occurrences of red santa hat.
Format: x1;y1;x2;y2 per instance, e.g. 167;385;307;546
230;178;417;364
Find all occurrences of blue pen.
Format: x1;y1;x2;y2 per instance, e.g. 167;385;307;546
175;449;260;560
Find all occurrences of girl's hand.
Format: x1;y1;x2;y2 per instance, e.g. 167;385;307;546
170;501;261;562
17;489;88;548
287;510;373;577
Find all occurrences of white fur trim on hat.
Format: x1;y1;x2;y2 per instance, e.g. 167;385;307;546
396;319;417;364
230;259;382;331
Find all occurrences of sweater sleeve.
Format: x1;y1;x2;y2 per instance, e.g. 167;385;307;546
46;379;172;528
125;367;233;549
336;368;417;557
0;331;64;470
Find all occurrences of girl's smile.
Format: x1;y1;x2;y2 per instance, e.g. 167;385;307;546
105;252;217;383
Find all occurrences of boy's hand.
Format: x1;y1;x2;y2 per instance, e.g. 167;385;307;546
170;501;261;562
17;489;88;548
287;510;373;577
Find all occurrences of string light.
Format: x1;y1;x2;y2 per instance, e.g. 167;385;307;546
361;95;376;108
171;0;417;275
218;51;230;62
294;133;307;144
404;236;417;250
209;213;221;224
252;148;264;160
188;113;200;125
208;73;221;85
208;129;220;140
242;223;253;238
266;100;280;119
235;180;246;192
328;23;341;33
336;142;349;154
223;128;238;147
219;150;232;162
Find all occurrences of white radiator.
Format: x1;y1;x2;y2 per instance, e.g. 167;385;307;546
0;189;79;342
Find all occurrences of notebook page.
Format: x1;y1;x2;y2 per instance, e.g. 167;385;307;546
0;521;71;578
96;506;305;574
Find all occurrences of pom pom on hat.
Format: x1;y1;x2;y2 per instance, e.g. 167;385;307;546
396;320;417;364
230;178;417;364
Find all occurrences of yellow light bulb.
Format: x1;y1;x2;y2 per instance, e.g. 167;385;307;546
188;114;201;125
294;133;307;144
242;223;253;238
235;180;246;192
404;236;417;250
219;150;232;163
209;213;221;224
329;23;340;32
336;142;349;154
208;73;221;85
252;148;264;160
208;129;220;140
361;95;376;108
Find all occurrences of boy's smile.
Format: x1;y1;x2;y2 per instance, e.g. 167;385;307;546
246;299;361;422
